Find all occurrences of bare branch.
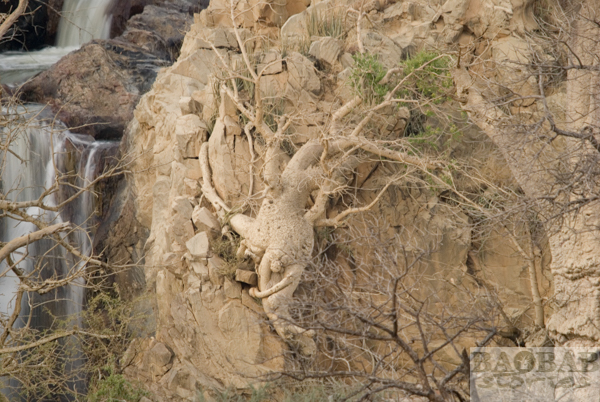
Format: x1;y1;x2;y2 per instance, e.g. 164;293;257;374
0;222;71;264
0;0;27;39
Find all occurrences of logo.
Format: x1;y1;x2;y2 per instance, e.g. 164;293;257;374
470;348;600;401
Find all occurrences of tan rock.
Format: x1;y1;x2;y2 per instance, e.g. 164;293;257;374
147;342;173;377
258;50;283;75
175;115;208;159
192;206;220;235
218;301;247;334
208;118;242;203
170;197;195;253
171;49;219;85
224;278;242;299
208;256;227;287
281;12;307;44
440;0;470;43
186;232;211;260
309;36;343;66
340;53;354;69
235;269;258;287
361;31;403;68
183;178;201;198
178;96;202;115
223;115;242;136
241;288;263;314
287;52;321;95
192;88;217;122
190;261;209;280
208;28;240;49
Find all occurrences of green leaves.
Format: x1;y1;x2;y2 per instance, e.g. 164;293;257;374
399;51;452;104
349;51;452;107
349;53;390;104
88;366;149;402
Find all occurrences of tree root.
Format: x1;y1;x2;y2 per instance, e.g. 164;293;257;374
199;141;231;220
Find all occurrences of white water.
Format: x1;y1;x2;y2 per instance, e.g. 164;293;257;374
56;0;114;48
0;105;112;319
0;46;78;84
0;0;113;84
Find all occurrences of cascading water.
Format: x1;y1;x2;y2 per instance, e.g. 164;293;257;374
0;3;120;397
0;0;113;84
0;105;119;398
56;0;114;48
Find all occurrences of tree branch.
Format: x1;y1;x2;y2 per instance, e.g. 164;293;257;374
0;0;27;39
0;222;71;264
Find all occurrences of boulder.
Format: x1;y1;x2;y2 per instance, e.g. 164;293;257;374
186;232;211;260
199;0;306;29
170;196;195;254
117;5;193;60
178;96;202;115
281;12;308;44
287;52;321;95
208;256;227;286
309;36;343;66
258;50;284;75
208;118;243;203
192;206;220;235
361;31;403;68
171;48;219;86
19;40;169;139
440;0;470;43
235;269;258;287
147;342;174;377
224;278;242;299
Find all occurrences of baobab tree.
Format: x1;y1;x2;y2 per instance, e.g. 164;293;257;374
196;0;482;355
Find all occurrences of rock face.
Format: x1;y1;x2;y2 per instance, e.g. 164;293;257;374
117;0;562;399
117;4;195;61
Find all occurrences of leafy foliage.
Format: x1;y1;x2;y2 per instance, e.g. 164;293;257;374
398;51;452;103
349;53;390;104
87;366;148;402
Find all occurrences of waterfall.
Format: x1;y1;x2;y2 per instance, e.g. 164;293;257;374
56;0;114;48
0;105;119;398
0;0;113;84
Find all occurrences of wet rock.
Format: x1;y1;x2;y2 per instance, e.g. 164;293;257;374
117;5;193;61
19;40;169;139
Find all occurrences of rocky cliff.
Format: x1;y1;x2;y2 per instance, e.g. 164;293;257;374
115;0;564;400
